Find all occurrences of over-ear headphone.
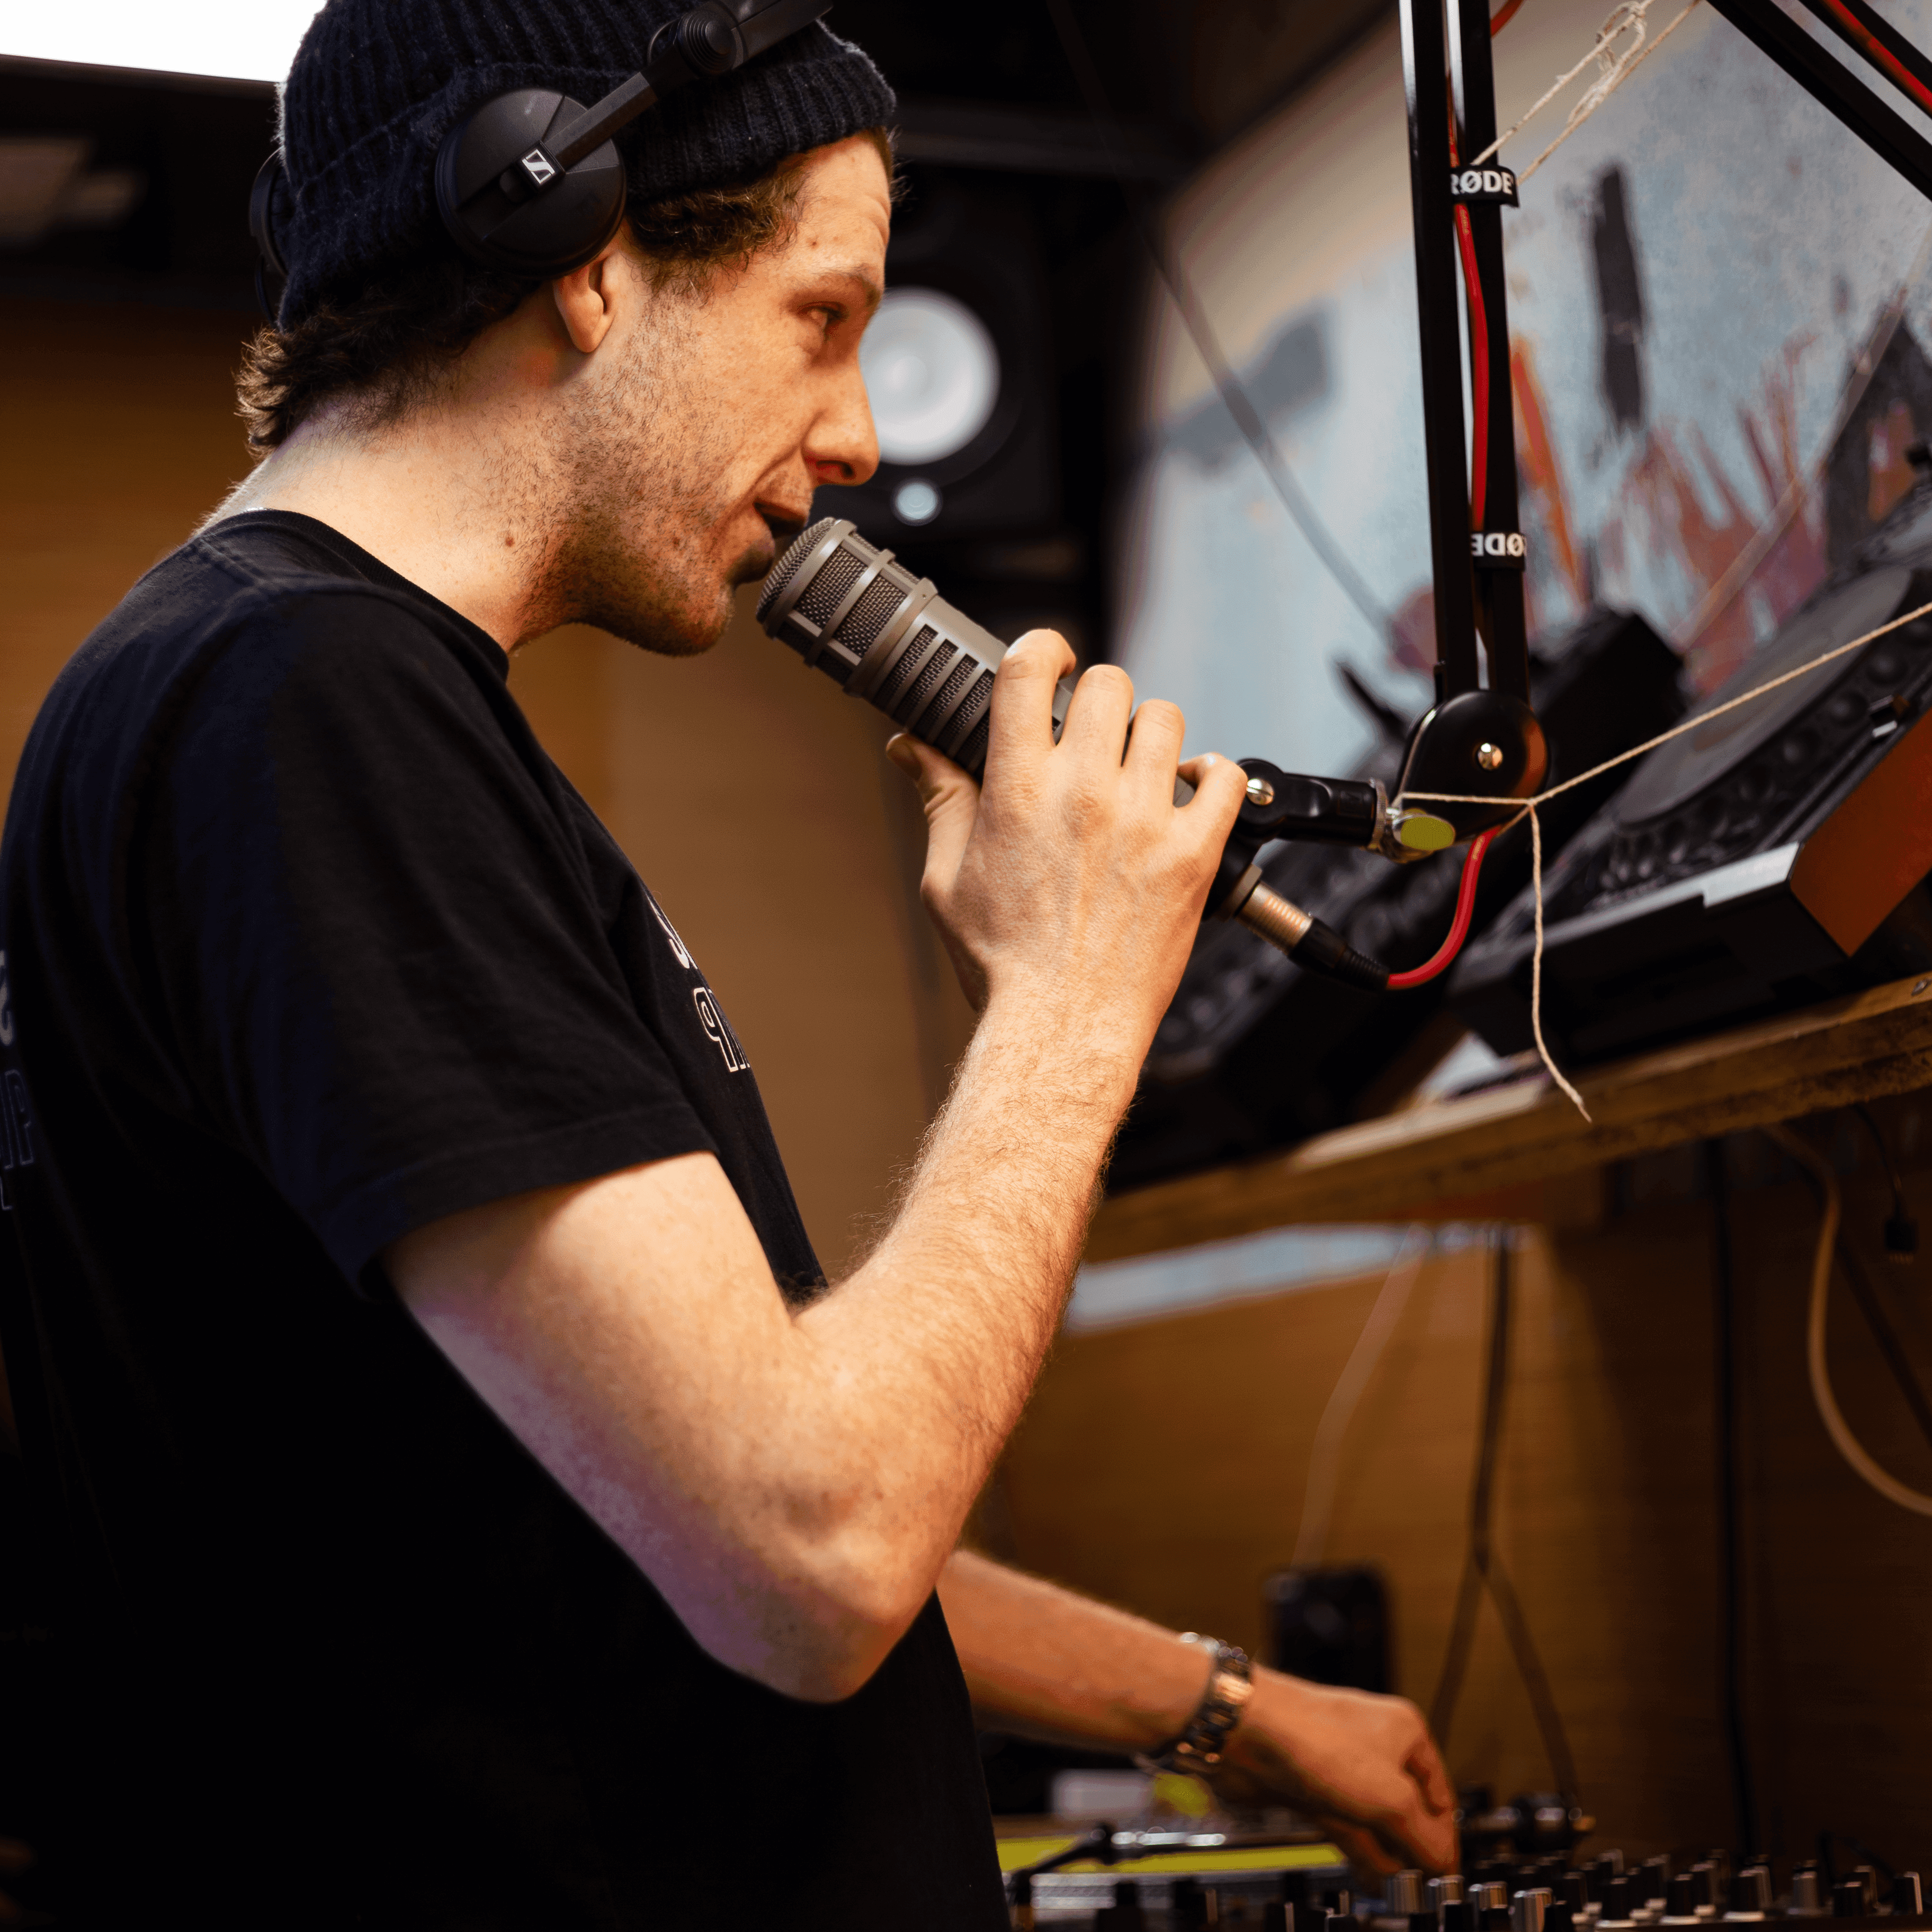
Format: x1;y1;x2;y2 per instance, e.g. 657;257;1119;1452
251;0;833;320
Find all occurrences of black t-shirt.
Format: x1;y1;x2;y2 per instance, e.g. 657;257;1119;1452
0;512;1004;1930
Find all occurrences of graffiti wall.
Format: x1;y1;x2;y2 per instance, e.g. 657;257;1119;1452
1118;0;1932;776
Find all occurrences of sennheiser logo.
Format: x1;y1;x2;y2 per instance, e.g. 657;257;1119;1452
693;988;749;1074
520;148;557;187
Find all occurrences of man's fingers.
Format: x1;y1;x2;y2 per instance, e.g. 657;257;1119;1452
1408;1722;1456;1817
1060;663;1134;756
1325;1817;1400;1877
1122;698;1184;780
1176;751;1247;845
984;630;1077;783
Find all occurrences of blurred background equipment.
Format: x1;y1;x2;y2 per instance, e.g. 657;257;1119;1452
1110;608;1684;1188
1264;1565;1391;1693
1451;480;1932;1068
843;197;1057;543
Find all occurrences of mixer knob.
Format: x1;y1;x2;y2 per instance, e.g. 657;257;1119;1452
1442;1901;1475;1932
1893;1874;1924;1916
1833;1880;1868;1919
1515;1890;1553;1932
1390;1873;1427;1917
1692;1862;1718;1918
1264;1906;1291;1932
1560;1873;1590;1917
1790;1866;1828;1917
1600;1877;1636;1926
1663;1875;1700;1923
1725;1866;1771;1919
1435;1877;1470;1913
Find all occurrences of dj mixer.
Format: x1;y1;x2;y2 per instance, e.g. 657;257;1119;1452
1003;1834;1930;1931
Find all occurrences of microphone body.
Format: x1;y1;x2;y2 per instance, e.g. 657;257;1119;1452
756;518;1392;991
757;519;1070;781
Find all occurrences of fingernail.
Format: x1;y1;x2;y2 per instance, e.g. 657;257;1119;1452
884;735;919;775
1197;753;1218;768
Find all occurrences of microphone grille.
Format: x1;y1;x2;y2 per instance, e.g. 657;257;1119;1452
757;517;839;626
754;513;1039;783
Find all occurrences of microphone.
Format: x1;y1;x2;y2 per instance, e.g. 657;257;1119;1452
756;518;1405;991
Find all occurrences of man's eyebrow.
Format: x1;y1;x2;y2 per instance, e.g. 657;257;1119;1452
801;261;884;315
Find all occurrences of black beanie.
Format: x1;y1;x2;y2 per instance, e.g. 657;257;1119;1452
274;0;896;327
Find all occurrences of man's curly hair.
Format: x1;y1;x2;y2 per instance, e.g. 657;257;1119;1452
237;131;891;453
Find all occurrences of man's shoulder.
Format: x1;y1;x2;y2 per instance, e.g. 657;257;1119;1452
42;515;501;758
85;513;480;691
10;515;517;868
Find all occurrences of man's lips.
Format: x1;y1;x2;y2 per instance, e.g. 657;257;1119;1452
759;509;808;554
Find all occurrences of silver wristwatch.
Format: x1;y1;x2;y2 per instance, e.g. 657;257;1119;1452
1137;1632;1255;1776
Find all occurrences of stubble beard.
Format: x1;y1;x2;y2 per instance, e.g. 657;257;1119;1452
548;297;749;660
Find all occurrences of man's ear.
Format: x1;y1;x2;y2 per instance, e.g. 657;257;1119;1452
551;236;627;355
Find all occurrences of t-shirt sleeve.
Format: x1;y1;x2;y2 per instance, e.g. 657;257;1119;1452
141;586;715;1287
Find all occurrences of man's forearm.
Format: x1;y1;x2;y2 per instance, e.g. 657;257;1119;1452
807;994;1137;1513
937;1548;1210;1751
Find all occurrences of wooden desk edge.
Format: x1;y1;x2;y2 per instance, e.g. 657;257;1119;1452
1086;971;1932;1263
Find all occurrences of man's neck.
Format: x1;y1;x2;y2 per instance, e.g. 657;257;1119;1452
210;403;561;655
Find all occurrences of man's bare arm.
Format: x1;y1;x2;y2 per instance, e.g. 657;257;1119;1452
938;1550;1457;1874
389;637;1248;1705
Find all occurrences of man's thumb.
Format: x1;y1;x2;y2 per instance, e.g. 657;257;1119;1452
885;734;978;870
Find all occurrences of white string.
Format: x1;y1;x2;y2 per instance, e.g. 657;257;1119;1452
1468;0;1701;183
1765;1123;1932;1518
1525;803;1585;1116
1398;596;1932;1114
1290;1228;1431;1570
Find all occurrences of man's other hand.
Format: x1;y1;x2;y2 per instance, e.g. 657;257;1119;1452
939;1552;1455;1876
1213;1669;1457;1875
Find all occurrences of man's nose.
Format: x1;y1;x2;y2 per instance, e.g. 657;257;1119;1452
807;366;880;488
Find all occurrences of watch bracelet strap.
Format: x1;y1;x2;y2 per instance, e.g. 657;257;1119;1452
1135;1632;1254;1775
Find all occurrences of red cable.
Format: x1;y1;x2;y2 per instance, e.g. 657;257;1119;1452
1816;0;1932;119
1387;829;1497;989
1446;113;1490;527
1457;203;1490;527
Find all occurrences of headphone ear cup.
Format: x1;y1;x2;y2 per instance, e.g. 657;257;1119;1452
435;90;628;277
249;153;290;322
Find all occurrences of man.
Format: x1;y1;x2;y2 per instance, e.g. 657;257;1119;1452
0;2;1453;1925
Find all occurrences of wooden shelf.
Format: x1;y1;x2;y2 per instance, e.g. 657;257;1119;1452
1086;970;1932;1263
